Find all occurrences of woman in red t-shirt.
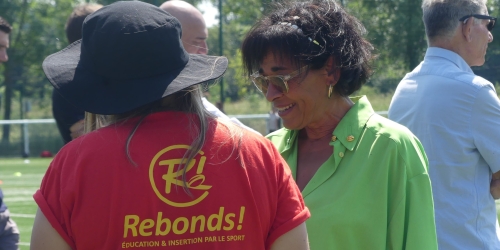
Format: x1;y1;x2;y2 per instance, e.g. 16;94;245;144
30;2;310;250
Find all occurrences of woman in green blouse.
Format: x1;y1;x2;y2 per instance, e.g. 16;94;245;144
241;1;438;249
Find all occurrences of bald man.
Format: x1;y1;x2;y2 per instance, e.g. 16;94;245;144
160;0;208;54
160;1;261;135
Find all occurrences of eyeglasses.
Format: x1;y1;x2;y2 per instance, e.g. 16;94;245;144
250;65;309;94
459;14;497;31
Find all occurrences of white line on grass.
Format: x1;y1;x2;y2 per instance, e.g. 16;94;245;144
10;213;35;218
4;197;35;202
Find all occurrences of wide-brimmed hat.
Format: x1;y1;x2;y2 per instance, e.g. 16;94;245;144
43;1;227;115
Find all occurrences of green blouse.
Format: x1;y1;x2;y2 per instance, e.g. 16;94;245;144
267;96;438;250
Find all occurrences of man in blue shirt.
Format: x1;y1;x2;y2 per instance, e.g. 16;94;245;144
388;0;500;249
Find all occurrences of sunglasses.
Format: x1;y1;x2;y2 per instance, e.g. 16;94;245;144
251;65;309;94
459;14;497;31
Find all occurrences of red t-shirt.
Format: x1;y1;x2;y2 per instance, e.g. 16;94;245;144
34;112;309;249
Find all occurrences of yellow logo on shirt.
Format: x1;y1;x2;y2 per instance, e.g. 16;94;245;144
149;145;211;207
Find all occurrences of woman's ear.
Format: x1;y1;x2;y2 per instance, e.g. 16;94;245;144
325;56;340;86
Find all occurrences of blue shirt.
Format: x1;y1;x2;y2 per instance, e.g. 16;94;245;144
389;47;500;250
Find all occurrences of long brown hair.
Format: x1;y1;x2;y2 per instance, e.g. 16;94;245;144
84;84;243;196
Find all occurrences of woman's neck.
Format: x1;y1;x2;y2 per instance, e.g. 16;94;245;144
300;95;354;141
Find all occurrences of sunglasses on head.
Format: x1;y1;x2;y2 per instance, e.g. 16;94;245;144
250;65;309;94
459;14;497;31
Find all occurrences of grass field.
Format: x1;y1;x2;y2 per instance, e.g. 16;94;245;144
3;157;500;249
1;158;51;250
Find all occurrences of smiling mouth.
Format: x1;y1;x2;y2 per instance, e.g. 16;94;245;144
276;103;295;113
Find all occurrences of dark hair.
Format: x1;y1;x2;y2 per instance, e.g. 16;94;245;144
65;4;102;43
0;16;12;34
241;0;374;96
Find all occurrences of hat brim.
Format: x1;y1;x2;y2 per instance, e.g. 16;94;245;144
43;40;228;115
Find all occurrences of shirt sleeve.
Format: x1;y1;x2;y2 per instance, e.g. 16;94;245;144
202;97;228;119
401;174;438;250
471;85;500;173
265;142;310;249
388;137;438;250
202;97;262;135
33;150;77;249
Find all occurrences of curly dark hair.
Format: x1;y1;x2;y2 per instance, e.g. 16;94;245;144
0;16;12;34
241;0;374;96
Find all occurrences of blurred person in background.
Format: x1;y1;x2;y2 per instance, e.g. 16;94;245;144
0;189;19;250
51;4;102;144
160;0;261;135
241;0;437;249
0;16;20;250
0;17;9;63
389;0;500;249
30;2;310;249
267;105;280;134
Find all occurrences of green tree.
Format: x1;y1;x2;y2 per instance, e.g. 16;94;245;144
0;0;163;143
206;0;428;100
203;0;275;105
2;0;499;139
349;0;500;92
347;0;426;93
0;0;74;143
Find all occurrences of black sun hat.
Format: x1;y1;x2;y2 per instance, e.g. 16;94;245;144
43;1;228;115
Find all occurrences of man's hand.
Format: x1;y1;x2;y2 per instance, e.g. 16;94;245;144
490;171;500;199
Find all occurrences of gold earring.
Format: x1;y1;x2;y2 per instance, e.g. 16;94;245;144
328;84;333;99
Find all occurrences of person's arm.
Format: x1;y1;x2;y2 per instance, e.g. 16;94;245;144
270;223;309;250
471;86;500;197
266;142;310;250
30;208;72;250
394;137;437;250
490;171;500;199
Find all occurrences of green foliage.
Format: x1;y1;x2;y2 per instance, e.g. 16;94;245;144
347;0;426;94
0;0;75;142
206;0;429;102
0;0;182;142
0;0;73;97
355;84;393;112
203;0;279;102
222;93;271;134
1;0;500;126
205;2;263;102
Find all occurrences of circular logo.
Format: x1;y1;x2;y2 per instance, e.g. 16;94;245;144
149;145;211;207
